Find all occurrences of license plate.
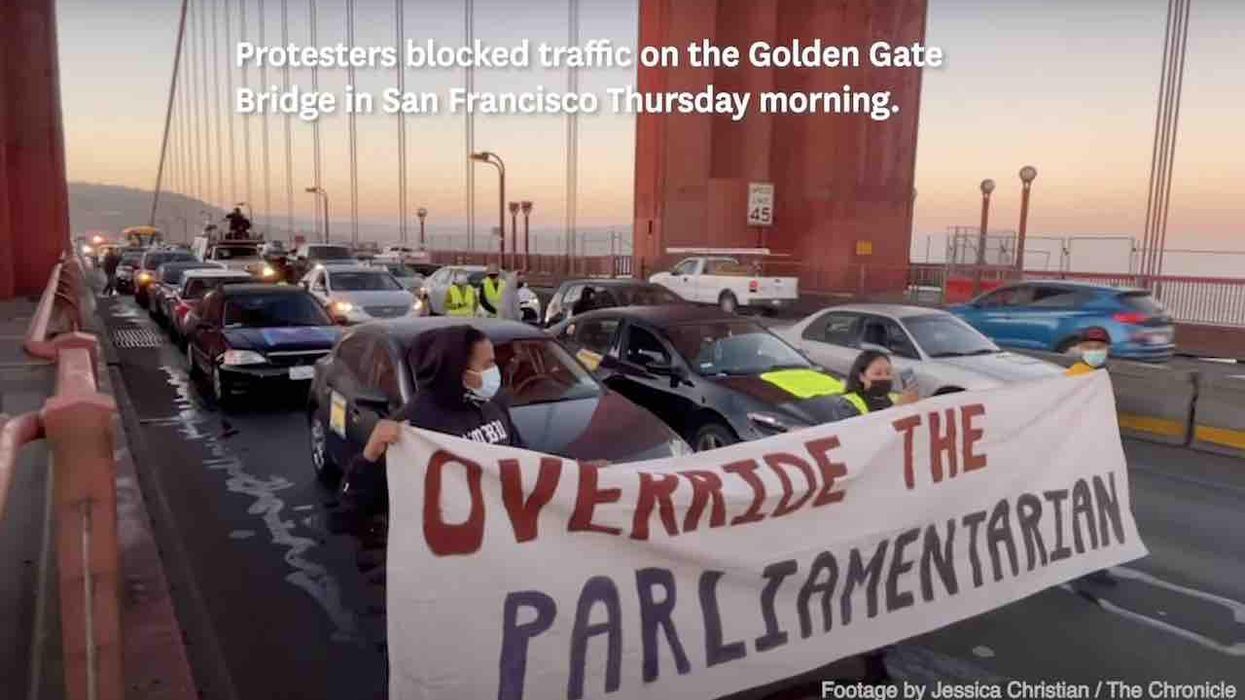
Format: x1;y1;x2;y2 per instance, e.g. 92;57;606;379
329;391;347;437
289;365;315;381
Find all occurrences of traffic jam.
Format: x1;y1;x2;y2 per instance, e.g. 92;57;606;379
82;229;1185;696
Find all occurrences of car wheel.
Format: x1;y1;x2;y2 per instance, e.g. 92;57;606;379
211;365;234;409
719;291;739;315
308;412;340;486
692;421;738;452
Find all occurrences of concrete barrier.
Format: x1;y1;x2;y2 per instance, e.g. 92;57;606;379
1013;349;1196;446
1191;374;1245;458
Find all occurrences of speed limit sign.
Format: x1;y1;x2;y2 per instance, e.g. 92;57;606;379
747;182;774;226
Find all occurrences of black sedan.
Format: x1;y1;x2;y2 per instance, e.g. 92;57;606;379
135;248;198;307
186;284;341;408
150;261;221;327
306;317;690;484
553;306;848;452
543;278;685;326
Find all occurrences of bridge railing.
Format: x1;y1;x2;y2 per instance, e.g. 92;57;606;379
1;255;124;700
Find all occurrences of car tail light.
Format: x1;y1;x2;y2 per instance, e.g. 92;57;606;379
748;279;759;293
1113;312;1149;325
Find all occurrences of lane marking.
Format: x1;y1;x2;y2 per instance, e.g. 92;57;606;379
1193;425;1245;451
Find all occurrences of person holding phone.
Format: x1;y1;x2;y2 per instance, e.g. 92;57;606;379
828;349;919;421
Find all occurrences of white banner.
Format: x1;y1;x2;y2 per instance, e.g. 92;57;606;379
387;372;1147;700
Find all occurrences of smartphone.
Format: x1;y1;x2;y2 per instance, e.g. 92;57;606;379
898;369;917;392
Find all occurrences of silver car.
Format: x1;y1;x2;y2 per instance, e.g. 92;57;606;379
300;264;420;324
775;304;1062;396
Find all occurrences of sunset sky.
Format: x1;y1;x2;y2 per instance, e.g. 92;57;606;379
57;0;1245;257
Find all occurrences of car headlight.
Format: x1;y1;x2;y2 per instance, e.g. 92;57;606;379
220;349;267;366
137;272;154;284
411;298;424;312
81;244;93;255
332;300;354;314
261;264;277;278
747;411;797;434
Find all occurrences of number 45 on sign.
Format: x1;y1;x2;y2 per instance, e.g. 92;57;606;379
748;182;774;226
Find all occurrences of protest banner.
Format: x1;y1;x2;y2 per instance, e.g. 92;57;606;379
386;372;1147;700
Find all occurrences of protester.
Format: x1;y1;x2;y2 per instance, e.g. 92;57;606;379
827;349;917;420
224;206;252;239
332;326;523;531
1065;327;1111;376
571;286;597;317
444;270;478;317
499;270;522;321
480;263;506;318
101;247;121;296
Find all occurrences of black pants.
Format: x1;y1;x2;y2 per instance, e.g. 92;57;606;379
338;455;388;519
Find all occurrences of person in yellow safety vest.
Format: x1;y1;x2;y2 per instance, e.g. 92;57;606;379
479;263;506;318
444;271;478;317
1065;327;1111;376
827;349;918;421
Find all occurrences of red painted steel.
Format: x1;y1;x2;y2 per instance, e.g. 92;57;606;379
0;413;45;521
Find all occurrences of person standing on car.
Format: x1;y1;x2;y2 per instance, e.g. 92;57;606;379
479;263;506;318
444;270;478;317
828;349;918;421
332;325;522;529
101;247;121;296
1065;327;1112;376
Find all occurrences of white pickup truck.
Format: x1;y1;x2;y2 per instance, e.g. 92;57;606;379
649;256;799;314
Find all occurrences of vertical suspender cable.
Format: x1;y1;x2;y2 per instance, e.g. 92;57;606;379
198;0;215;207
240;0;254;212
346;0;359;245
565;0;579;263
211;0;224;212
282;0;294;240
224;0;238;203
310;0;323;238
465;0;474;251
187;0;200;205
1139;0;1174;278
259;0;272;237
395;0;408;245
1155;0;1191;279
1145;0;1178;278
150;0;191;226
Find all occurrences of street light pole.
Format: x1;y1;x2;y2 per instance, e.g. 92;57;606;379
976;178;996;295
416;207;428;250
520;200;533;269
1016;166;1038;273
470;151;505;266
508;202;520;270
304;187;329;242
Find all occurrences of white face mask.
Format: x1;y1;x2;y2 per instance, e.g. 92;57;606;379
1082;349;1108;368
467;366;501;400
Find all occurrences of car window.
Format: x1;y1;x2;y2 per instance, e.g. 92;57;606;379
335;334;371;382
904;314;998;358
576;318;620;355
222;293;332;328
671;259;698;276
616;285;682;306
1118;292;1165;315
329;271;402;291
1026;286;1087;308
624;325;671;367
311;272;327;291
370;343;402;403
201;292;224;324
211;246;260;260
804;312;860;347
562;284;585;306
495;339;601;407
976;286;1031;308
861;317;919;360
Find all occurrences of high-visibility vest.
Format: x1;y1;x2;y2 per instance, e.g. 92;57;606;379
446;284;477;316
481;277;506;316
1065;362;1097;377
842;392;870;416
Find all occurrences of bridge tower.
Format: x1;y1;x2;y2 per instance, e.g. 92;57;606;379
633;0;928;294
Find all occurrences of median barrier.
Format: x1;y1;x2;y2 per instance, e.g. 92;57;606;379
1191;374;1245;458
1013;349;1196;446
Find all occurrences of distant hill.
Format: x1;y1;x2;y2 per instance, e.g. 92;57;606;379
69;182;229;242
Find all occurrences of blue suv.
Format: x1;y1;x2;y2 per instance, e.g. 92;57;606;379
951;281;1175;362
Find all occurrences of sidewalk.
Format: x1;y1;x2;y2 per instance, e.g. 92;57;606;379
0;297;62;697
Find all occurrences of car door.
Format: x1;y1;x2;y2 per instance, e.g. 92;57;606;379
319;333;373;466
964;285;1032;346
794;311;863;375
347;339;404;458
563;315;621;373
667;259;701;301
1009;285;1092;350
604;322;688;431
190;291;226;371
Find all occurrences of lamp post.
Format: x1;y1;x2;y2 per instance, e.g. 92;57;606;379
304;187;329;242
470;151;506;265
976;178;996;294
416;207;428;250
520;200;533;269
1016;166;1037;273
508;202;521;270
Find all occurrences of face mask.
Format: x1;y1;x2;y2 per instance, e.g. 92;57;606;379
864;379;893;397
1082;350;1108;368
467;366;501;400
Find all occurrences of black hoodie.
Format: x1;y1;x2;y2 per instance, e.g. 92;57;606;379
395;325;523;447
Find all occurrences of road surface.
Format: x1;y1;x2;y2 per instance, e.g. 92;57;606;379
96;294;1244;700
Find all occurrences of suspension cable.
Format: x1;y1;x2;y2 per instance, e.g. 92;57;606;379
240;0;254;213
259;0;272;237
198;0;215;207
396;0;408;245
211;0;224;213
465;0;474;250
152;0;188;228
347;0;359;245
224;0;238;202
282;0;294;241
310;0;323;239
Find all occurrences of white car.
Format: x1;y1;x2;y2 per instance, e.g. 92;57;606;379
650;256;798;314
423;265;486;315
300;265;421;324
775;304;1063;397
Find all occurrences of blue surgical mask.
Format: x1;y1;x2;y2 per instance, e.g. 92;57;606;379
468;366;501;400
1082;349;1108;368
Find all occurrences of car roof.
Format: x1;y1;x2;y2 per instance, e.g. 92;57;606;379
1002;280;1145;294
576;304;741;326
219;283;306;296
818;303;950;320
183;268;253;279
325;264;388;274
558;278;666;290
355;317;550;347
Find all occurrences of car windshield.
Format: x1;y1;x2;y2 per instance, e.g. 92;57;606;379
495;339;602;406
330;271;402;291
906;314;998;358
667;321;810;376
144;252;196;269
611;285;682;306
211;246;260;260
308;246;353;260
120;254;143;265
161;265;207;284
222;293;332;328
